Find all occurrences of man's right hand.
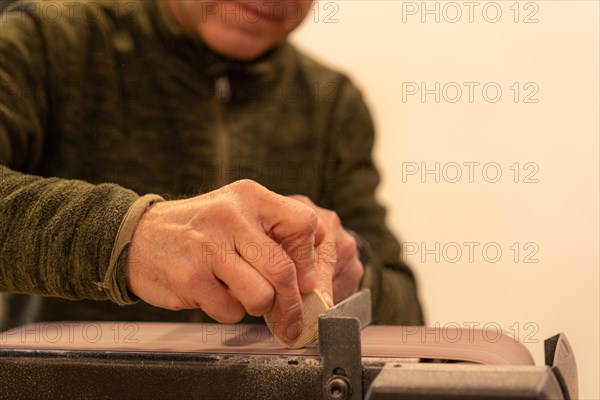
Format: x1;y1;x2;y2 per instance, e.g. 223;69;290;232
124;180;324;341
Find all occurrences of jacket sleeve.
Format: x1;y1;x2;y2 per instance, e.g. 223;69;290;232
0;6;159;305
321;78;425;325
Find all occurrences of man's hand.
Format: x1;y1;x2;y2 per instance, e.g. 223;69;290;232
125;180;324;341
288;195;364;306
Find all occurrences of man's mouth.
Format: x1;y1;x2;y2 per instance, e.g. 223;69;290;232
234;1;286;23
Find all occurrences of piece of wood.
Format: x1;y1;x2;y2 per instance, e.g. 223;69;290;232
263;288;330;349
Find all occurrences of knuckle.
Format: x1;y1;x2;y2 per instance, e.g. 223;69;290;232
229;179;262;194
245;286;275;316
210;298;245;323
296;208;318;235
227;307;246;323
264;257;295;285
202;275;223;293
297;221;315;240
217;309;245;324
340;235;358;258
181;258;212;288
167;297;185;311
352;261;364;282
342;228;356;244
290;194;312;205
208;203;244;231
325;209;341;226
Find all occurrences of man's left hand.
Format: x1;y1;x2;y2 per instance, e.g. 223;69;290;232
288;195;364;306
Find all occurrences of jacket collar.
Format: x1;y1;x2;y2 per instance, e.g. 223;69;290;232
148;0;289;83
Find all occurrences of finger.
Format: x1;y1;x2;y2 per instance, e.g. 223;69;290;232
233;229;305;341
286;194;327;246
332;269;361;304
313;210;344;307
286;196;332;297
331;228;363;303
213;247;275;317
259;195;321;294
258;241;304;341
228;185;320;294
193;276;246;323
332;255;363;304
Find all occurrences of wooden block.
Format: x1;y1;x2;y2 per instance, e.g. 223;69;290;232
264;289;330;349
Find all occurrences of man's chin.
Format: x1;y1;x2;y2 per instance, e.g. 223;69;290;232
202;25;275;61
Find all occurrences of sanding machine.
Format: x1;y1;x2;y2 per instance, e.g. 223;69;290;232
0;290;578;399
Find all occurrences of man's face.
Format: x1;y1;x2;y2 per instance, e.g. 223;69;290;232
167;0;315;61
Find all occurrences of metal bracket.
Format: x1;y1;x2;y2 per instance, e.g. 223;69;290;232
545;333;578;400
319;289;372;400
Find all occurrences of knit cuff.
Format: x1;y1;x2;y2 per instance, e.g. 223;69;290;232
103;193;165;305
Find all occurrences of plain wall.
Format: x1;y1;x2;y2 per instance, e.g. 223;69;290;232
292;1;599;398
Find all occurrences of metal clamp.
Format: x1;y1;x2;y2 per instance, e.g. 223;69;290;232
319;289;372;400
545;333;578;400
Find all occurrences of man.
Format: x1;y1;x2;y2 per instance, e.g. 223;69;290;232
0;0;424;340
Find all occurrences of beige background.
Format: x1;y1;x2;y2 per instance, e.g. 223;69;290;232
293;1;599;398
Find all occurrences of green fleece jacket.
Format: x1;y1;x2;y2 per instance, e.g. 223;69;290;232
0;0;423;328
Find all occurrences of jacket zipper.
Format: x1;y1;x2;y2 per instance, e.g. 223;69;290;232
191;76;231;323
211;76;231;188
